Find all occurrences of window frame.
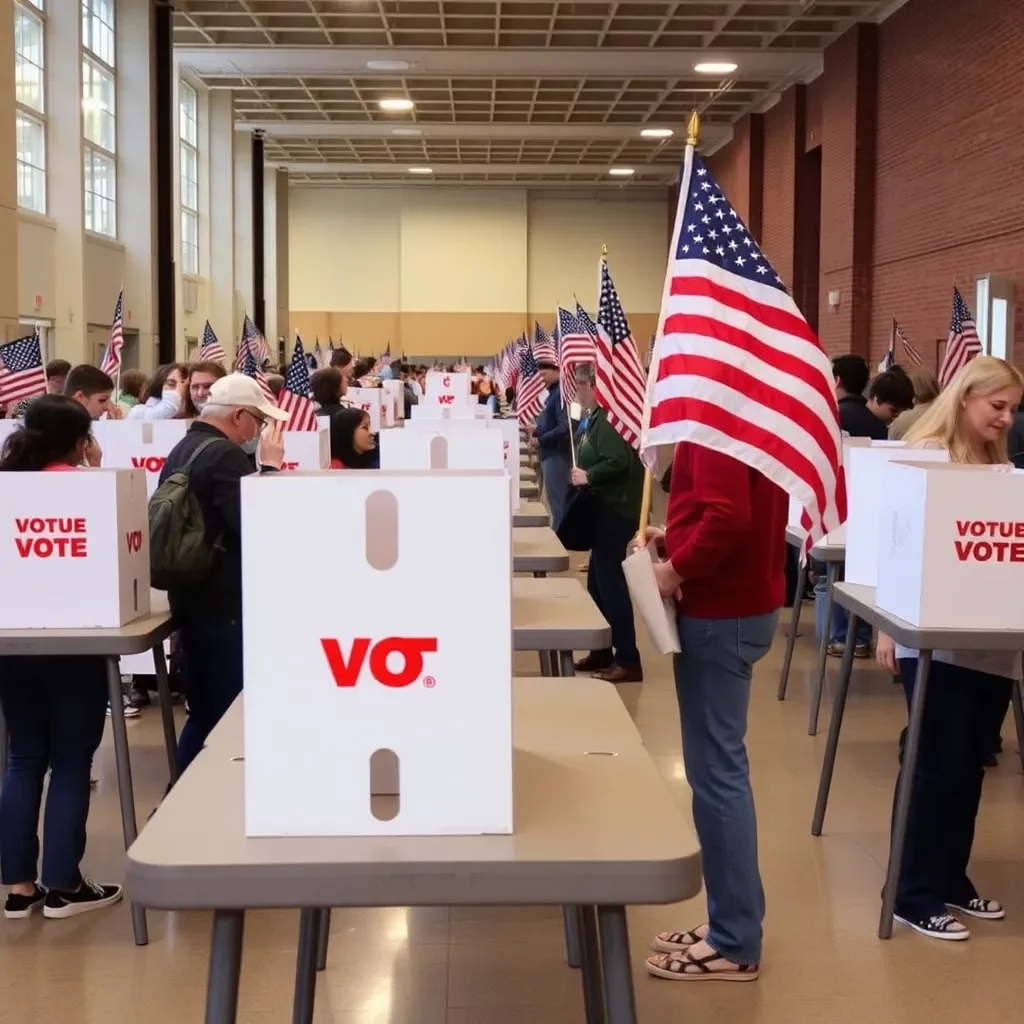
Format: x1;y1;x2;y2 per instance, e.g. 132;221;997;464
81;0;117;238
179;79;200;275
14;0;46;215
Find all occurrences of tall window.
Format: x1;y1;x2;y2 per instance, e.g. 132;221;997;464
179;80;199;275
14;1;46;214
81;0;116;237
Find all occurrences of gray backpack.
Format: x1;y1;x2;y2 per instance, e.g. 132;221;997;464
148;437;226;591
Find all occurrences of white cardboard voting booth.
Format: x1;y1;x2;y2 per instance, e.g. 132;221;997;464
0;469;150;629
241;470;513;837
380;387;397;428
425;371;471;406
280;427;330;471
877;462;1024;629
379;425;504;473
96;420;189;497
347;388;382;432
382;379;405;420
488;417;522;511
788;437;871;544
844;444;949;586
409;401;477;421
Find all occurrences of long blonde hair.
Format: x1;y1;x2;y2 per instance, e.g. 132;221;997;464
904;355;1024;464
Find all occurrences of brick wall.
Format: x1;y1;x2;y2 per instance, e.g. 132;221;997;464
760;92;799;289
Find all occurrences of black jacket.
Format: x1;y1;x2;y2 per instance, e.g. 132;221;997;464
1009;411;1024;469
158;421;277;624
837;394;887;440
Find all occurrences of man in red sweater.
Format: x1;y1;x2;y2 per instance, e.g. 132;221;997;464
643;441;786;983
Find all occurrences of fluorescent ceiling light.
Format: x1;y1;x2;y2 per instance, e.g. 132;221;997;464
694;61;738;75
378;97;415;112
391;127;423;136
367;60;411;71
609;167;635;177
408;166;433;174
640;128;674;138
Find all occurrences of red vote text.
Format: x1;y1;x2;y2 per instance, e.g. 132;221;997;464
954;519;1024;563
442;375;451;388
125;530;143;553
321;637;438;688
14;516;88;559
436;394;455;405
132;456;167;473
280;462;299;471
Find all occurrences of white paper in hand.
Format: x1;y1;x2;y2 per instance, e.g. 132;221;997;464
622;545;681;654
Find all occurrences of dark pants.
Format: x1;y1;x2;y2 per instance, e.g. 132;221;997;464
539;451;571;531
0;656;108;889
177;619;244;773
586;502;640;669
893;658;1012;919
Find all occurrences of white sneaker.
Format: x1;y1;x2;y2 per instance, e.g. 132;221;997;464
106;694;141;719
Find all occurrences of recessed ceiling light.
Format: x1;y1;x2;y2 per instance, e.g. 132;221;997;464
378;97;415;112
609;167;635;177
367;60;411;71
391;127;423;136
640;128;674;138
408;166;433;174
694;61;738;75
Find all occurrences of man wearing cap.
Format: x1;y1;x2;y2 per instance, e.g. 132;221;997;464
530;359;572;529
158;374;290;772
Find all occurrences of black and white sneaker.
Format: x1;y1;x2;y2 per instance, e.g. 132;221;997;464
947;898;1005;920
4;884;46;919
106;693;141;719
43;880;123;919
894;912;969;941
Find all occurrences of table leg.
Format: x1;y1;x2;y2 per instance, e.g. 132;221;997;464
205;909;245;1024
1011;681;1024;774
777;557;807;701
558;650;576;677
879;650;933;939
316;907;331;971
597;906;637;1024
578;906;606;1024
808;561;839;736
539;651;553;676
532;570;548;579
293;909;320;1024
105;656;147;945
562;904;582;968
152;642;179;785
811;617;859;836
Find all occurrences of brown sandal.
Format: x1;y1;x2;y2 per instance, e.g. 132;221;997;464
646;949;759;982
650;924;709;953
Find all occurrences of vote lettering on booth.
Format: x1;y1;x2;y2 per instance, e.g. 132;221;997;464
241;469;513;837
877;462;1024;630
0;469;150;629
346;388;383;432
93;419;188;497
425;370;471;406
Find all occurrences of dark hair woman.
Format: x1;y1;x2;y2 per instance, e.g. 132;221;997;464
329;408;379;469
126;362;189;421
0;396;123;919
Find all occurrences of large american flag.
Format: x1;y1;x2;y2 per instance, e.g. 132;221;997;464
277;337;318;431
557;304;596;404
100;290;124;377
893;318;923;368
199;320;226;363
596;260;647;449
241;339;277;405
642;151;846;551
0;334;47;405
938;287;981;387
514;345;546;426
236;314;270;370
533;321;557;364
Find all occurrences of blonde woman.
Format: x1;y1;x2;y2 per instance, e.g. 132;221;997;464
888;367;941;441
876;356;1024;941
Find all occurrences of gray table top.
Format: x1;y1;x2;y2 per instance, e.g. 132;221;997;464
128;678;701;910
513;527;570;573
0;611;174;657
512;500;550;528
833;582;1024;651
785;525;846;563
512;575;611;650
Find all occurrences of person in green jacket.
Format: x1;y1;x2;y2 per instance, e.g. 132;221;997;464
569;362;644;683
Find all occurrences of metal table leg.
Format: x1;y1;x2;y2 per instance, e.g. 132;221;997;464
152;642;179;785
597;906;637;1024
105;656;147;945
1011;681;1024;774
811;618;859;836
293;909;320;1024
778;558;808;701
558;650;576;677
562;904;582;969
879;650;933;939
315;908;331;971
808;561;839;736
205;909;245;1024
578;906;606;1024
539;651;553;675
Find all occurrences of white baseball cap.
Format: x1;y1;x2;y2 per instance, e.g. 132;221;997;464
206;373;290;422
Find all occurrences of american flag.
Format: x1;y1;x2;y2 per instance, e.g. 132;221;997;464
596;260;647;449
893;318;923;367
380;342;391;369
557;305;595;404
100;290;124;377
313;339;325;368
533;322;557;364
277;338;318;431
241;338;277;405
236;314;270;370
514;345;547;426
0;333;47;405
938;287;980;387
642;150;846;551
199;320;226;363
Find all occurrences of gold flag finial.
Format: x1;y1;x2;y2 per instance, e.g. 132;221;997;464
686;110;700;147
601;243;608;259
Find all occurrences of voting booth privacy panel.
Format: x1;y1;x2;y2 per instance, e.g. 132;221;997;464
425;371;472;406
241;470;514;837
280;427;330;470
379;427;504;474
0;469;150;629
348;388;383;432
878;462;1024;629
94;420;188;497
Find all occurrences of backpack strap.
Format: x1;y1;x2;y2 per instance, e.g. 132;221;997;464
177;435;233;477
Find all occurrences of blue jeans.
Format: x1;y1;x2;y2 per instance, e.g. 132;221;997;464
586;502;640;669
539;451;571;530
0;655;108;888
177;619;244;773
814;563;871;647
673;611;778;965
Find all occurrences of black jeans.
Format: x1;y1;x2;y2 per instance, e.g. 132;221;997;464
586;501;641;669
893;658;1012;919
0;656;108;889
177;619;244;773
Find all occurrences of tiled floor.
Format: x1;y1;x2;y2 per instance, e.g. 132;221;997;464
1;582;1023;1022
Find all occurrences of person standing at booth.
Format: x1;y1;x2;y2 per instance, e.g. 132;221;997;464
530;358;571;529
